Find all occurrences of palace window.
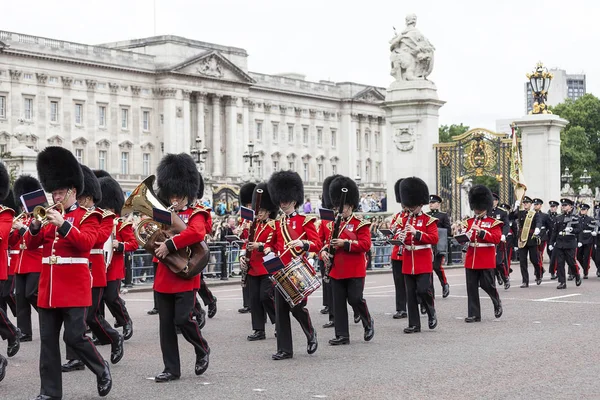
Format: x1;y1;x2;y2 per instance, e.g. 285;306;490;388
143;153;151;176
98;150;107;171
288;161;295;171
332;164;337;175
272;123;279;143
256;120;263;141
365;132;369;150
331;129;337;148
356;129;361;150
303;162;309;181
272;160;279;172
48;77;59;84
121;152;129;175
24;98;34;120
75;148;84;163
142;110;150;131
374;132;379;151
318;164;323;182
121;108;129;130
356;161;361;178
50;101;59;123
317;128;323;146
0;96;5;119
302;126;308;145
23;73;33;80
74;103;83;125
256;160;263;178
288;124;294;143
98;105;107;127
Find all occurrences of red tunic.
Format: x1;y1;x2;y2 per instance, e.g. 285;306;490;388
0;207;14;281
318;220;331;261
24;205;101;308
266;213;321;267
327;215;372;280
245;219;276;276
154;205;206;294
401;212;438;275
89;208;115;288
191;205;211;290
464;216;502;270
9;216;43;275
107;219;138;281
390;211;406;261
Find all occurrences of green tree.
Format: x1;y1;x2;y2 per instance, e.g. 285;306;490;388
438;123;469;143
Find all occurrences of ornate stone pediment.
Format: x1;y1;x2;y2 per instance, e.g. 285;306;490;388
119;140;134;150
167;51;255;84
0;131;10;141
96;139;111;149
352;87;385;104
47;134;64;146
271;151;281;160
140;142;155;151
72;136;88;146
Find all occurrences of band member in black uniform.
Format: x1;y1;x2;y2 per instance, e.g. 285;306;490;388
237;182;256;314
491;194;510;289
511;196;543;287
504;203;518;263
577;203;595;279
547;200;560;279
390;179;407;319
533;199;552;273
427;194;450;298
549;198;582;289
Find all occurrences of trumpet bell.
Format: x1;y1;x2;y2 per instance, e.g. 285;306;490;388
33;203;65;224
122;175;170;219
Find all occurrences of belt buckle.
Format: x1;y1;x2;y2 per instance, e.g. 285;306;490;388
19;243;26;250
49;256;60;265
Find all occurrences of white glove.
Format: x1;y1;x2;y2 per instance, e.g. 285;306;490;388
578;242;582;248
514;200;521;208
501;235;506;242
592;231;597;237
533;228;540;236
548;245;554;251
565;227;573;233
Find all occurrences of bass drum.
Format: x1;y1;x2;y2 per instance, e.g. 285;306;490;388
103;235;114;268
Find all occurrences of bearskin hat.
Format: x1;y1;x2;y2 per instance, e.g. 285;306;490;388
0;163;10;202
394;178;404;204
468;185;494;212
1;189;20;212
13;175;42;206
37;147;83;195
93;170;112;179
329;176;360;210
321;174;341;209
97;177;124;214
267;170;303;207
399;177;429;208
157;153;199;202
253;182;278;219
197;172;205;200
79;165;102;203
239;182;256;207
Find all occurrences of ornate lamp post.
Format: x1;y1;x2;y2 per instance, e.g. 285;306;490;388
190;136;209;173
243;142;259;181
526;62;553;115
561;167;574;198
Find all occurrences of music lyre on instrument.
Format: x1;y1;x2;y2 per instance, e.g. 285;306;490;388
241;188;262;287
324;187;348;283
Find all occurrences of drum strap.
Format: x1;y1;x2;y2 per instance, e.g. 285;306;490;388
518;210;535;248
281;220;302;258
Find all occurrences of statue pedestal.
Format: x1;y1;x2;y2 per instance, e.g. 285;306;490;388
512;114;567;203
4;143;38;178
382;80;445;213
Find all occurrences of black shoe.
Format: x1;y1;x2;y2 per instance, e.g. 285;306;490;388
393;311;408;319
496;275;503;286
520;283;529;288
97;361;112;397
322;321;335;328
535;278;542;285
114;322;123;328
428;313;438;330
307;331;318;355
19;333;32;342
147;308;158;315
354;314;360;324
504;279;510;290
420;304;427;315
320;306;329;315
208;298;217;318
0;355;6;383
238;306;250;314
494;303;503;318
568;275;574;281
271;351;293;360
195;353;209;375
465;316;481;323
576;274;582;286
247;330;266;341
364;319;375;341
403;326;421;334
62;359;85;372
196;309;207;330
7;334;20;357
32;396;61;400
442;284;450;298
551;273;557;280
110;335;124;364
155;372;180;382
328;336;350;345
584;274;589;279
557;282;567;289
123;323;133;341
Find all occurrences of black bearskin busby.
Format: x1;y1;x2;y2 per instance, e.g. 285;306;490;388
37;147;84;195
13;175;42;206
239;182;256;207
321;174;341;209
97;177;124;214
1;189;20;212
0;163;10;202
253;182;278;219
79;164;102;204
468;185;494;212
93;170;112;179
399;177;429;208
268;170;303;207
329;176;360;210
197;172;205;200
394;178;404;204
157;153;199;203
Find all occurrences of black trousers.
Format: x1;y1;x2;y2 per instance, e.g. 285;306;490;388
156;291;209;376
331;277;371;338
152;262;159;310
0;306;18;342
104;280;131;327
432;253;448;286
465;268;500;319
404;273;435;329
519;245;540;283
247;274;276;331
199;275;216;306
577;243;594;275
0;275;16;317
66;287;120;359
15;272;39;337
495;242;510;280
391;260;406;312
124;252;133;286
39;307;106;398
275;289;314;355
556;247;579;284
242;285;250;308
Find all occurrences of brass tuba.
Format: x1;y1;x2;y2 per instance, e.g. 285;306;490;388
121;175;209;280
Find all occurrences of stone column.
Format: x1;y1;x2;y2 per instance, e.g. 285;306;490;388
160;88;178;155
196;92;207;144
512;114;567;203
350;113;359;177
182;89;192;155
211;94;223;178
224;96;238;178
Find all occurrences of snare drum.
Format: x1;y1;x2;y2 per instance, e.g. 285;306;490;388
270;257;321;307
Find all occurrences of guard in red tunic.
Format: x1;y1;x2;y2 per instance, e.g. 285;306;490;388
0;188;17;319
97;176;137;340
152;153;210;382
240;182;278;341
321;176;374;345
266;171;321;360
10;175;44;342
62;165;124;373
236;182;256;314
463;185;503;322
25;147;112;399
398;177;438;334
390;178;408;319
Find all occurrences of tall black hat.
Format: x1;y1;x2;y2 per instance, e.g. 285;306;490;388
394;178;404;204
79;165;102;204
0;163;9;202
322;174;342;209
197;172;205;200
468;185;494;212
239;182;257;207
36;147;84;194
267;170;303;207
1;189;20;212
252;182;278;219
13;175;42;206
329;176;360;210
93;170;112;179
157;153;199;202
399;177;429;208
97;177;124;214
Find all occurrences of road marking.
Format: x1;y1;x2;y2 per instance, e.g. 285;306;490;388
573;323;581;326
313;396;328;399
533;321;541;324
534;294;581;302
253;388;265;392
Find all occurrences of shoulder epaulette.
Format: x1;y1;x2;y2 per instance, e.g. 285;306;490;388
267;220;276;230
302;215;317;226
491;219;504;227
326;221;333;230
0;205;15;215
118;221;133;231
426;215;438;226
191;207;210;218
498;207;508;213
356;217;371;230
80;208;100;223
102;209;116;219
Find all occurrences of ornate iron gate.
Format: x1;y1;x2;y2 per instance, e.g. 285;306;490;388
434;128;513;222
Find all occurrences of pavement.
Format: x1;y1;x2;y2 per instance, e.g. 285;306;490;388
3;262;600;400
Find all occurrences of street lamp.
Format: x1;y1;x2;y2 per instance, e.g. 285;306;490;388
526;62;553;115
243;142;259;180
580;169;591;185
561;167;573;185
355;176;362;186
190;136;209;173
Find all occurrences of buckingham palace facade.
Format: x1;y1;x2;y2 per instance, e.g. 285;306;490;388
0;31;387;200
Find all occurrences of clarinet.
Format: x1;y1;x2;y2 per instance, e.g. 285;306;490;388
323;188;348;283
241;189;262;288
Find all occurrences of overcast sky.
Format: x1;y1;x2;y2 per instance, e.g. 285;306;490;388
3;0;598;129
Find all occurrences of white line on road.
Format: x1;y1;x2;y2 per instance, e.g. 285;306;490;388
534;294;581;302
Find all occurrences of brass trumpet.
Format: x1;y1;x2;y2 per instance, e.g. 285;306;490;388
13;211;29;224
33;203;65;226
